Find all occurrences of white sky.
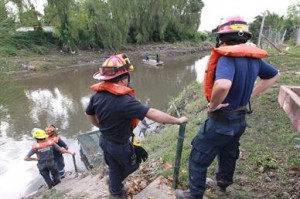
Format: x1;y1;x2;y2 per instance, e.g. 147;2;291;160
199;0;299;31
33;0;298;32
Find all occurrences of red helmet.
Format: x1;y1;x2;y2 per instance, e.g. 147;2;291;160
214;15;252;36
45;124;57;136
93;54;134;81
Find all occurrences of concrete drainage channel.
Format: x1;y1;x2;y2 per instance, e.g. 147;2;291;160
278;85;300;149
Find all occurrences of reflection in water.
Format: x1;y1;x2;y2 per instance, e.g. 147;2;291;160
25;88;74;129
195;55;209;83
0;117;9;140
0;54;209;198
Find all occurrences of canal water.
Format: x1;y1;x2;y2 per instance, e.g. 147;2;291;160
0;54;209;198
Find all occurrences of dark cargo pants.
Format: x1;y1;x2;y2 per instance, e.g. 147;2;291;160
38;160;61;189
54;155;65;178
189;118;246;198
100;138;139;197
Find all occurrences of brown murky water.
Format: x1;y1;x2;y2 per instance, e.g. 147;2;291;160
0;54;209;198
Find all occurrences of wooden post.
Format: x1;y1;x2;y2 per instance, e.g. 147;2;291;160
257;12;266;48
281;29;287;44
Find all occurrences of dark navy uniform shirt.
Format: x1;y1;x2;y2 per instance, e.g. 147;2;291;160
27;142;61;163
86;91;149;143
216;56;278;110
52;137;67;159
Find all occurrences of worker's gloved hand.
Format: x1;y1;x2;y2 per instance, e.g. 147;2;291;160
133;145;148;163
132;135;148;163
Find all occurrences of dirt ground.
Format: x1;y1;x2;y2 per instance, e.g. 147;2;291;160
123;41;213;58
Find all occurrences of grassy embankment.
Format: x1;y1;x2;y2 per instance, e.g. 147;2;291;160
143;47;300;199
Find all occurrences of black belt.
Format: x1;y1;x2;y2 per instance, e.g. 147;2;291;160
208;115;245;125
208;107;246;125
100;135;128;145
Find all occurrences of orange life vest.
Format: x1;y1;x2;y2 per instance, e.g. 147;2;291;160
90;81;139;128
47;136;59;143
203;44;268;102
32;139;54;150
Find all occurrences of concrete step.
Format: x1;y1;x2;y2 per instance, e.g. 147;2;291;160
133;176;175;199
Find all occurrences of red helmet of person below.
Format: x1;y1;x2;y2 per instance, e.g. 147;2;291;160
45;124;57;136
214;15;252;36
93;54;134;81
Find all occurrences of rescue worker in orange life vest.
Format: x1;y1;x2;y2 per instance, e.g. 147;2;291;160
45;124;68;178
85;54;188;199
175;15;279;199
24;128;75;189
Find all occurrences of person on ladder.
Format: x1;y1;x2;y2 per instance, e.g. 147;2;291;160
24;128;75;189
45;124;69;179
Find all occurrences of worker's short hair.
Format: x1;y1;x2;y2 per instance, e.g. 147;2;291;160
218;32;251;45
108;73;130;83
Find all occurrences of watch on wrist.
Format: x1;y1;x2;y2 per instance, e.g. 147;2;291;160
207;103;216;112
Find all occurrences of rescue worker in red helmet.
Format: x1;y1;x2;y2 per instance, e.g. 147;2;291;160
213;15;252;48
24;128;75;189
85;54;188;199
45;124;68;178
175;15;279;199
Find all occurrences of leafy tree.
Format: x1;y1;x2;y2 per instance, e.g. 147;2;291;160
0;1;17;55
9;0;41;27
19;1;41;27
79;0;132;50
129;0;156;43
249;11;294;44
129;0;204;43
4;0;206;52
102;0;131;49
84;0;105;48
165;0;203;42
287;1;300;24
283;18;295;42
45;0;76;52
263;12;286;42
249;15;262;44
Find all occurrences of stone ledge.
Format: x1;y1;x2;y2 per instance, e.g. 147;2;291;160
278;85;300;134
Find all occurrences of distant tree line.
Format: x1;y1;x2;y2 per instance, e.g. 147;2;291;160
0;0;299;55
2;0;205;52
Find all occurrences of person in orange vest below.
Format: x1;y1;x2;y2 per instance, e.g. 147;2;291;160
175;15;279;199
24;128;75;189
85;53;188;199
45;124;68;179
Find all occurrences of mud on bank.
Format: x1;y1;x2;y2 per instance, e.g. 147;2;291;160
2;41;213;78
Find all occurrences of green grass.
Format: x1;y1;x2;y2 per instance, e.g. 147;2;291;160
143;46;300;198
